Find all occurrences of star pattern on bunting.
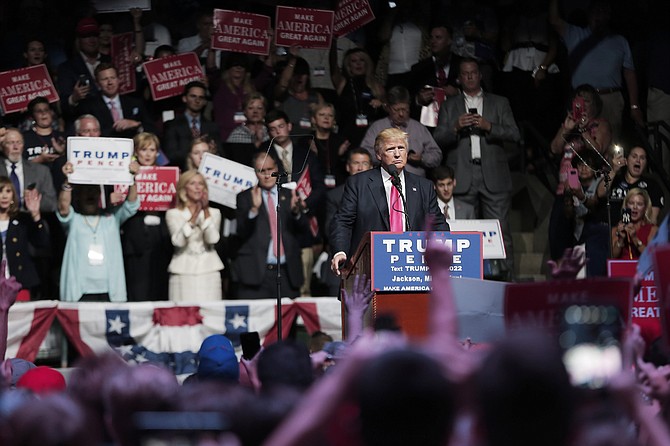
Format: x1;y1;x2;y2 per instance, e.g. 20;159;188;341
228;313;247;330
108;315;127;334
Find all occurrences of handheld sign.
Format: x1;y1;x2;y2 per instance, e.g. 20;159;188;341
212;9;272;56
652;246;670;353
275;6;334;50
608;260;660;344
198;152;257;209
114;166;179;211
333;0;375;37
0;65;58;114
111;33;137;95
67;137;134;185
143;53;204;101
505;277;633;335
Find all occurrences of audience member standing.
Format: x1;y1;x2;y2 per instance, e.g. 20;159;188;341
549;0;644;140
121;133;172;301
433;58;520;277
58;161;140;302
164;81;221;171
166;170;223;301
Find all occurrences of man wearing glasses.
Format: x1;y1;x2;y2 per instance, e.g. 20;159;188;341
359;86;442;178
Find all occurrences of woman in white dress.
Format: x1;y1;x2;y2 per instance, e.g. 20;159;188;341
166;170;223;301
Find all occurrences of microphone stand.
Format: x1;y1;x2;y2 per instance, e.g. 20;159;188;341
271;169;288;341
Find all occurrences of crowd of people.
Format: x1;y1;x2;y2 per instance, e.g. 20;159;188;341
0;1;668;445
0;0;664;300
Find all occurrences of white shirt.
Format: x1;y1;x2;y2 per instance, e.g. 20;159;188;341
4;159;24;191
464;90;484;159
380;167;406;231
274;141;294;179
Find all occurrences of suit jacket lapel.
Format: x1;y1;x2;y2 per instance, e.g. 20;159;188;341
404;172;418;229
368;170;389;230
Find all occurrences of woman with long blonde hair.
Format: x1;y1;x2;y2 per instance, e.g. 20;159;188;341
165;170;223;301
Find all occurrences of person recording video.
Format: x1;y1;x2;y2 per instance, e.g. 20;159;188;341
548;84;611;264
329;127;448;276
611;188;658;260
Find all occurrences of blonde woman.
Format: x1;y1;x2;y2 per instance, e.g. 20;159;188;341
166;170;223;301
611;188;658;260
329;46;386;147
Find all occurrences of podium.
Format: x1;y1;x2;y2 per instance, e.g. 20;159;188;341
341;231;483;339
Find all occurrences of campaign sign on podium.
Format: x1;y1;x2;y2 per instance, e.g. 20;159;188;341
370;231;482;292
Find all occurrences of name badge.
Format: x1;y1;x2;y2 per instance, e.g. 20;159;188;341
299;118;312;129
325;174;336;188
356;114;368;127
234;111;247;124
88;243;104;266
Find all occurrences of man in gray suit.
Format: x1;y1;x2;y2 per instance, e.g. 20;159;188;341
0;128;57;213
433;58;519;276
432;165;476;220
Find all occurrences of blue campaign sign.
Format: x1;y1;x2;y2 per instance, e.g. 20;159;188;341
370;231;483;292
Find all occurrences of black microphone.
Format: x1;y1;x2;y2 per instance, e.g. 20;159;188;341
386;164;411;231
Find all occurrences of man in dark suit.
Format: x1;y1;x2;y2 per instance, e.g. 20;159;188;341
233;152;308;298
433;57;520;276
57;18;111;121
409;24;462;129
74;63;155;139
432;165;476;220
265;109;326;296
330;128;449;276
0;128;57;213
163;81;222;170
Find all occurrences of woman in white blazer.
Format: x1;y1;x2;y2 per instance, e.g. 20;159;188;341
166;170;223;301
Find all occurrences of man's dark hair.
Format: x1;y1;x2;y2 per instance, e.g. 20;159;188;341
432;165;456;182
386;86;411;106
265;109;290;126
459;57;481;73
347;148;372;163
94;62;116;78
356;348;457;446
257;341;313;393
27;96;50;116
182;80;208;98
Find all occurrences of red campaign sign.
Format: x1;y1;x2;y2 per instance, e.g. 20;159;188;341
142;53;204;101
0;65;59;114
275;6;334;50
333;0;375;37
504;278;633;334
652;246;670;353
212;9;271;56
608;259;660;343
111;33;137;95
114;166;179;211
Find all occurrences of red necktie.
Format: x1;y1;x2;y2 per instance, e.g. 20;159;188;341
389;182;404;232
436;64;447;87
266;191;284;258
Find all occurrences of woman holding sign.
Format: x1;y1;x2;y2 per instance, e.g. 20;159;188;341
121;132;172;301
58;160;140;302
166;170;223;301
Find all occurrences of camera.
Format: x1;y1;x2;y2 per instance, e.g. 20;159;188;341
78;74;90;87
